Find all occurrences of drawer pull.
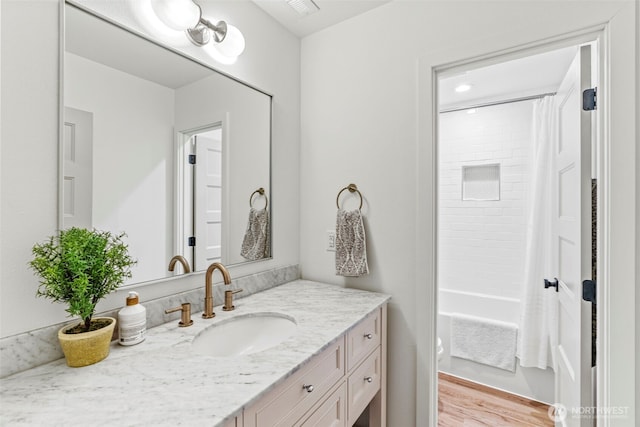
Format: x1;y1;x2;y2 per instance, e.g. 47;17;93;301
364;333;373;339
365;376;373;383
302;384;314;393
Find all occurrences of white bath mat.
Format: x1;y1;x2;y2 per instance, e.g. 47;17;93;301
450;312;518;372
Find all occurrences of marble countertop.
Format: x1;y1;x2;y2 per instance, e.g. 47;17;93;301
0;280;390;426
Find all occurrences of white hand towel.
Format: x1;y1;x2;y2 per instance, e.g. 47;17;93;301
335;208;369;277
240;208;270;260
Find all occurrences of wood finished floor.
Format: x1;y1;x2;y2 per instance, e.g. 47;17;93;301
438;372;552;427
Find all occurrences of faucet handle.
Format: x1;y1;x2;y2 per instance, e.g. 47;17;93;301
223;289;243;311
165;303;194;327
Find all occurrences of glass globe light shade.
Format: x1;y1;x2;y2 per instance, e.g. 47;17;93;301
216;24;245;58
151;0;201;31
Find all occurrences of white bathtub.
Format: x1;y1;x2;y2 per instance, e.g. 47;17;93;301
438;288;520;324
437;287;554;403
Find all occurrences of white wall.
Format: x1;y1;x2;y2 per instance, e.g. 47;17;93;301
65;52;176;284
0;0;300;337
636;0;640;417
439;101;532;301
300;1;637;425
1;0;61;336
174;72;271;267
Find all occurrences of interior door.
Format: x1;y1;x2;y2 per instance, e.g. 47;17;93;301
551;45;593;426
194;130;223;270
63;107;93;229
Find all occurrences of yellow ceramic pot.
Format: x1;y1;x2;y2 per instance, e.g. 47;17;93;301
57;317;116;367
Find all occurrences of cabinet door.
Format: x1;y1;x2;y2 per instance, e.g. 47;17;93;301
298;383;347;427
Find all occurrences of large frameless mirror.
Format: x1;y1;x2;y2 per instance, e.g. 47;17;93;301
61;2;272;286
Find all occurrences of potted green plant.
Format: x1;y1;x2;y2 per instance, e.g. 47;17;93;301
29;227;136;367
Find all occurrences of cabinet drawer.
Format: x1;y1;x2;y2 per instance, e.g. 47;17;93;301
244;337;345;427
297;382;347;427
346;308;381;370
347;348;381;426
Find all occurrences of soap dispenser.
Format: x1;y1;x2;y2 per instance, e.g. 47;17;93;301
118;291;146;346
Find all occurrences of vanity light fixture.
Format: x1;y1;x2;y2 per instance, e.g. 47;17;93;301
151;0;245;58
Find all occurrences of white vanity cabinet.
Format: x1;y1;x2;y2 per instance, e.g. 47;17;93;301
223;417;242;427
243;304;387;427
0;281;390;426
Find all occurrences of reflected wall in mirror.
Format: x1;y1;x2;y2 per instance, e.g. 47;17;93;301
62;2;272;286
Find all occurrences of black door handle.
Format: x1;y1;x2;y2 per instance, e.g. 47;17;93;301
544;278;559;292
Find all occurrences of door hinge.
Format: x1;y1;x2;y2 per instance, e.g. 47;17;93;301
188;236;196;247
188;154;196;165
582;280;596;303
582;87;597;111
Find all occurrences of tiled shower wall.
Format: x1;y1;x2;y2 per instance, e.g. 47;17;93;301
438;101;533;301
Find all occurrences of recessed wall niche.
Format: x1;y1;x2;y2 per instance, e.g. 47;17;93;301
461;163;501;201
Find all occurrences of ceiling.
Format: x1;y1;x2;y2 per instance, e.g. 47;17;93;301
66;4;214;89
68;1;579;106
67;1;393;87
439;46;579;111
251;0;392;38
247;0;579;109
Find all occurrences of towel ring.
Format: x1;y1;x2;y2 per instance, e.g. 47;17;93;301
249;188;268;209
336;183;363;210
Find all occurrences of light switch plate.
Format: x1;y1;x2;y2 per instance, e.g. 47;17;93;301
326;230;336;252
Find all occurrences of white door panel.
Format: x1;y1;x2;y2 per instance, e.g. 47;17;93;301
552;45;593;427
63;107;93;229
194;130;223;270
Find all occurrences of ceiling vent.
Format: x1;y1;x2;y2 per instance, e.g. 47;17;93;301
287;0;320;17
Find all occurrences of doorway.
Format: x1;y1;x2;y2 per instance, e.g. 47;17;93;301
176;124;225;273
435;42;598;426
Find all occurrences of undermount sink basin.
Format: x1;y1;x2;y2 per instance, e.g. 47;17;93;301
191;313;297;357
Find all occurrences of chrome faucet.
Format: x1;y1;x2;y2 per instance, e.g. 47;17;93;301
203;262;231;319
168;255;191;274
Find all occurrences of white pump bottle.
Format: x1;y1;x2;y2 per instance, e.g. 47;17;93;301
118;291;146;346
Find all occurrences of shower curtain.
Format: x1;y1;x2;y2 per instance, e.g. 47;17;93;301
517;96;558;370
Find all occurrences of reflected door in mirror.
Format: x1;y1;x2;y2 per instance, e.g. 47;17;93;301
63;107;93;229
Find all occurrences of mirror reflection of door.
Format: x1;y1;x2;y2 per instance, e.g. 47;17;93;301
191;127;223;271
63;107;93;229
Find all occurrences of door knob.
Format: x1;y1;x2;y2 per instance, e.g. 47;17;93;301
544;278;559;292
